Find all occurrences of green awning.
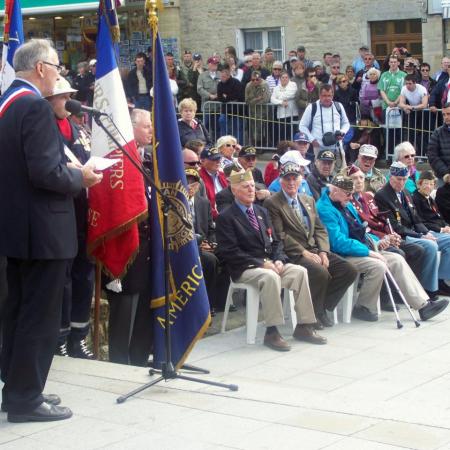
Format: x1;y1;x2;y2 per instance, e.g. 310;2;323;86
0;0;98;14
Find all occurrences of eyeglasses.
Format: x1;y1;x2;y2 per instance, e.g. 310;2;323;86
307;75;316;78
42;61;63;74
403;154;416;159
185;161;200;166
225;143;237;147
273;68;282;71
331;66;340;69
339;79;349;83
421;68;430;72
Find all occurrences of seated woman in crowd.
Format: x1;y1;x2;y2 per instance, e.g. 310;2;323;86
333;73;359;124
177;97;211;147
271;71;298;142
217;135;239;169
389;141;420;193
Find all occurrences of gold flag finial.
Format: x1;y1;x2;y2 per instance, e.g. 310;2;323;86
146;0;163;31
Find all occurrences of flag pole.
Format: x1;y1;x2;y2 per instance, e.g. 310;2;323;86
116;0;238;403
93;262;102;359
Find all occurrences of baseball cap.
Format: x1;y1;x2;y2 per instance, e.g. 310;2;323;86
289;56;299;62
238;146;257;157
279;150;310;167
297;45;306;52
207;56;219;64
359;144;378;158
89;59;97;66
293;132;310;143
317;149;336;161
200;147;221;160
331;175;354;193
280;162;301;178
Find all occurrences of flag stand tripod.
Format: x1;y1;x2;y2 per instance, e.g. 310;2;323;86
88;113;238;403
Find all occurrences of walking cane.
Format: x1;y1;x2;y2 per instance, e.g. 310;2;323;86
384;219;421;327
93;263;102;359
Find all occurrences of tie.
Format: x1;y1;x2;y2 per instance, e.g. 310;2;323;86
246;208;260;231
291;199;302;221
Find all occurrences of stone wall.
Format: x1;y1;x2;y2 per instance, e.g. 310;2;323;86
177;0;444;72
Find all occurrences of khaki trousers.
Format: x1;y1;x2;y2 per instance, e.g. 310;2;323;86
346;252;428;313
237;263;316;326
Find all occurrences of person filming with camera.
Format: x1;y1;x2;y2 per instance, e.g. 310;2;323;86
299;84;350;168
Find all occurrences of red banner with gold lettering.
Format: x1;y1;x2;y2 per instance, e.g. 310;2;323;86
87;0;146;278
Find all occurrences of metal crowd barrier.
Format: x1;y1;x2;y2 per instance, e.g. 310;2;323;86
201;101;299;151
384;107;442;161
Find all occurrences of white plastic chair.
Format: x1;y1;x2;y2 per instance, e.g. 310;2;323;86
221;281;260;344
221;281;296;344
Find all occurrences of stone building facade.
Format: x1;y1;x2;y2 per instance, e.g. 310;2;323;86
177;0;446;71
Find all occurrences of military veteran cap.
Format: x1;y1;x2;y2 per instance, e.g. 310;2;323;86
229;169;254;185
317;149;336;161
280;162;301;178
390;161;408;177
251;70;261;79
238;146;257;157
359;144;378;158
184;168;200;180
223;162;242;177
331;175;354;192
200;146;221;160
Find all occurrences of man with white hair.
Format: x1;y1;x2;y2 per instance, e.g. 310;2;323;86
131;108;152;157
216;169;326;350
0;39;102;422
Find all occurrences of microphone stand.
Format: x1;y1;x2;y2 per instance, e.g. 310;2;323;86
91;115;238;403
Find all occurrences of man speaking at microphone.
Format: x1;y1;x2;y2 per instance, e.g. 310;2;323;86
0;39;102;423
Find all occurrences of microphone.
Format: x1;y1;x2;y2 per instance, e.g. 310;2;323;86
65;99;108;117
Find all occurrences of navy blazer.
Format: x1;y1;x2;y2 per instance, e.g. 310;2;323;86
0;80;83;259
215;202;287;281
374;182;428;238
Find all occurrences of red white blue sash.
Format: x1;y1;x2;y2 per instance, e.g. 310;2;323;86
0;86;36;118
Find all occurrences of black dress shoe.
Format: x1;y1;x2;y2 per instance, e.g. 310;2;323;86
8;402;72;423
317;312;333;327
352;305;378;322
1;394;61;413
419;299;449;321
438;280;450;296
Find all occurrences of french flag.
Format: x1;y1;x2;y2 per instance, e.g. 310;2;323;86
0;0;24;94
87;0;147;278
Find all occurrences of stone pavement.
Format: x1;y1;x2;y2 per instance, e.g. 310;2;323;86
2;304;450;450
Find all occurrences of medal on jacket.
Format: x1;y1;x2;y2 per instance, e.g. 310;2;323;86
266;227;273;243
395;209;401;222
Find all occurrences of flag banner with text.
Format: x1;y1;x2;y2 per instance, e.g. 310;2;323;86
1;0;24;94
150;30;211;370
87;0;146;278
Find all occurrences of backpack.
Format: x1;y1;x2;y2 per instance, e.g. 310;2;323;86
308;100;342;131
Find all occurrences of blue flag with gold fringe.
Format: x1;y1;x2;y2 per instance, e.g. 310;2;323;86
150;31;211;369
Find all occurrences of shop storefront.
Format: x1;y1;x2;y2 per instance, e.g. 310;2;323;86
1;0;181;70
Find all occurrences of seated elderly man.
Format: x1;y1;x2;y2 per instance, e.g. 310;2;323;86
264;162;358;327
216;169;326;351
349;144;386;193
317;174;448;322
199;146;228;219
186;168;219;315
376;162;450;297
306;149;336;200
269;150;313;196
